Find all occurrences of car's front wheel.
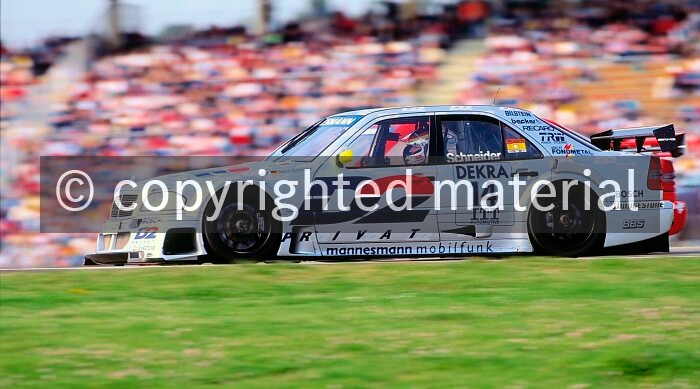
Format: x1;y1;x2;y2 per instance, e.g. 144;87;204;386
202;192;280;263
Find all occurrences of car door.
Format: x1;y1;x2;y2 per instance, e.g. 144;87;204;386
435;113;545;240
311;114;439;245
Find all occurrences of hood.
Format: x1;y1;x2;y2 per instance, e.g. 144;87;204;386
135;158;313;189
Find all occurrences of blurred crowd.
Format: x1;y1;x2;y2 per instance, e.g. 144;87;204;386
1;3;457;267
1;0;699;267
458;0;700;131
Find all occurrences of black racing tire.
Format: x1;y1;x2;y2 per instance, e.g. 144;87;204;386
527;181;605;257
202;189;281;264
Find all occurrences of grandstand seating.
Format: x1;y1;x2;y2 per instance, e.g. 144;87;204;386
571;60;700;125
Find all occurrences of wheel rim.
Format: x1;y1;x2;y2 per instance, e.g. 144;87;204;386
211;203;271;253
533;200;596;250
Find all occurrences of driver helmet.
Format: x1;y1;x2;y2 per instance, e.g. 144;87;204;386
402;125;429;164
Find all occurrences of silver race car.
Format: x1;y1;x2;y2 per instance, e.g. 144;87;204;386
85;105;685;265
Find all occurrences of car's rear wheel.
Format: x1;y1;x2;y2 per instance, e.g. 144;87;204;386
528;182;605;257
202;191;280;263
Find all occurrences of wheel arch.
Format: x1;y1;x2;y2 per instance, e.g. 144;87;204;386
199;181;277;224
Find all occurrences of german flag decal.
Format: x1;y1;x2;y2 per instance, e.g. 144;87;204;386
506;138;527;153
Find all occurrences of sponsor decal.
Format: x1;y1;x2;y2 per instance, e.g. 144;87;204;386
325;228;422;241
615;190;644;198
622;219;645;229
456;164;510;180
563;144;573;158
320;116;359;126
504;110;532;117
326;246;413;256
140;217;162;224
551;144;593;157
504;111;539;125
510;118;537;125
281;231;315;242
470;207;500;224
129;216;162;228
613;201;663;210
325;241;494;256
446;151;501;162
538;131;565;143
134;226;158;239
506;139;527;153
522;125;552;131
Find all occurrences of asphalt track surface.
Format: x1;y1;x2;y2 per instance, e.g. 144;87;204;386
2;246;698;272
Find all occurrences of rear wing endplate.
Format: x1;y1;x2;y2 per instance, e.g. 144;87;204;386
590;124;685;157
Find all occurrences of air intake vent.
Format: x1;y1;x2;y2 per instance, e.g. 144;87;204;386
110;194;138;218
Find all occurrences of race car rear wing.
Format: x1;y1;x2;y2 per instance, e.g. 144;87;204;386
590;124;685;157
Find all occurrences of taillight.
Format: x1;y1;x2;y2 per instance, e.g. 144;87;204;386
647;156;662;190
659;158;675;193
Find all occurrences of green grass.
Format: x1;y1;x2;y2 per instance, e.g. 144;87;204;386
1;257;700;388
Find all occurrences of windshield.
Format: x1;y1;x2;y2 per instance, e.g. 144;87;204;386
271;115;362;161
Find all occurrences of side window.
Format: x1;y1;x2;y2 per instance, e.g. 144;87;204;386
501;123;544;160
344;125;377;168
441;115;503;162
344;116;430;167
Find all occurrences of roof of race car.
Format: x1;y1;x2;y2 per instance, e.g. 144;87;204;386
328;105;523;119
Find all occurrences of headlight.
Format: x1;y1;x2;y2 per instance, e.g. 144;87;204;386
139;191;187;212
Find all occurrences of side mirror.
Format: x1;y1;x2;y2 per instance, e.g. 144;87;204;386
336;149;353;167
